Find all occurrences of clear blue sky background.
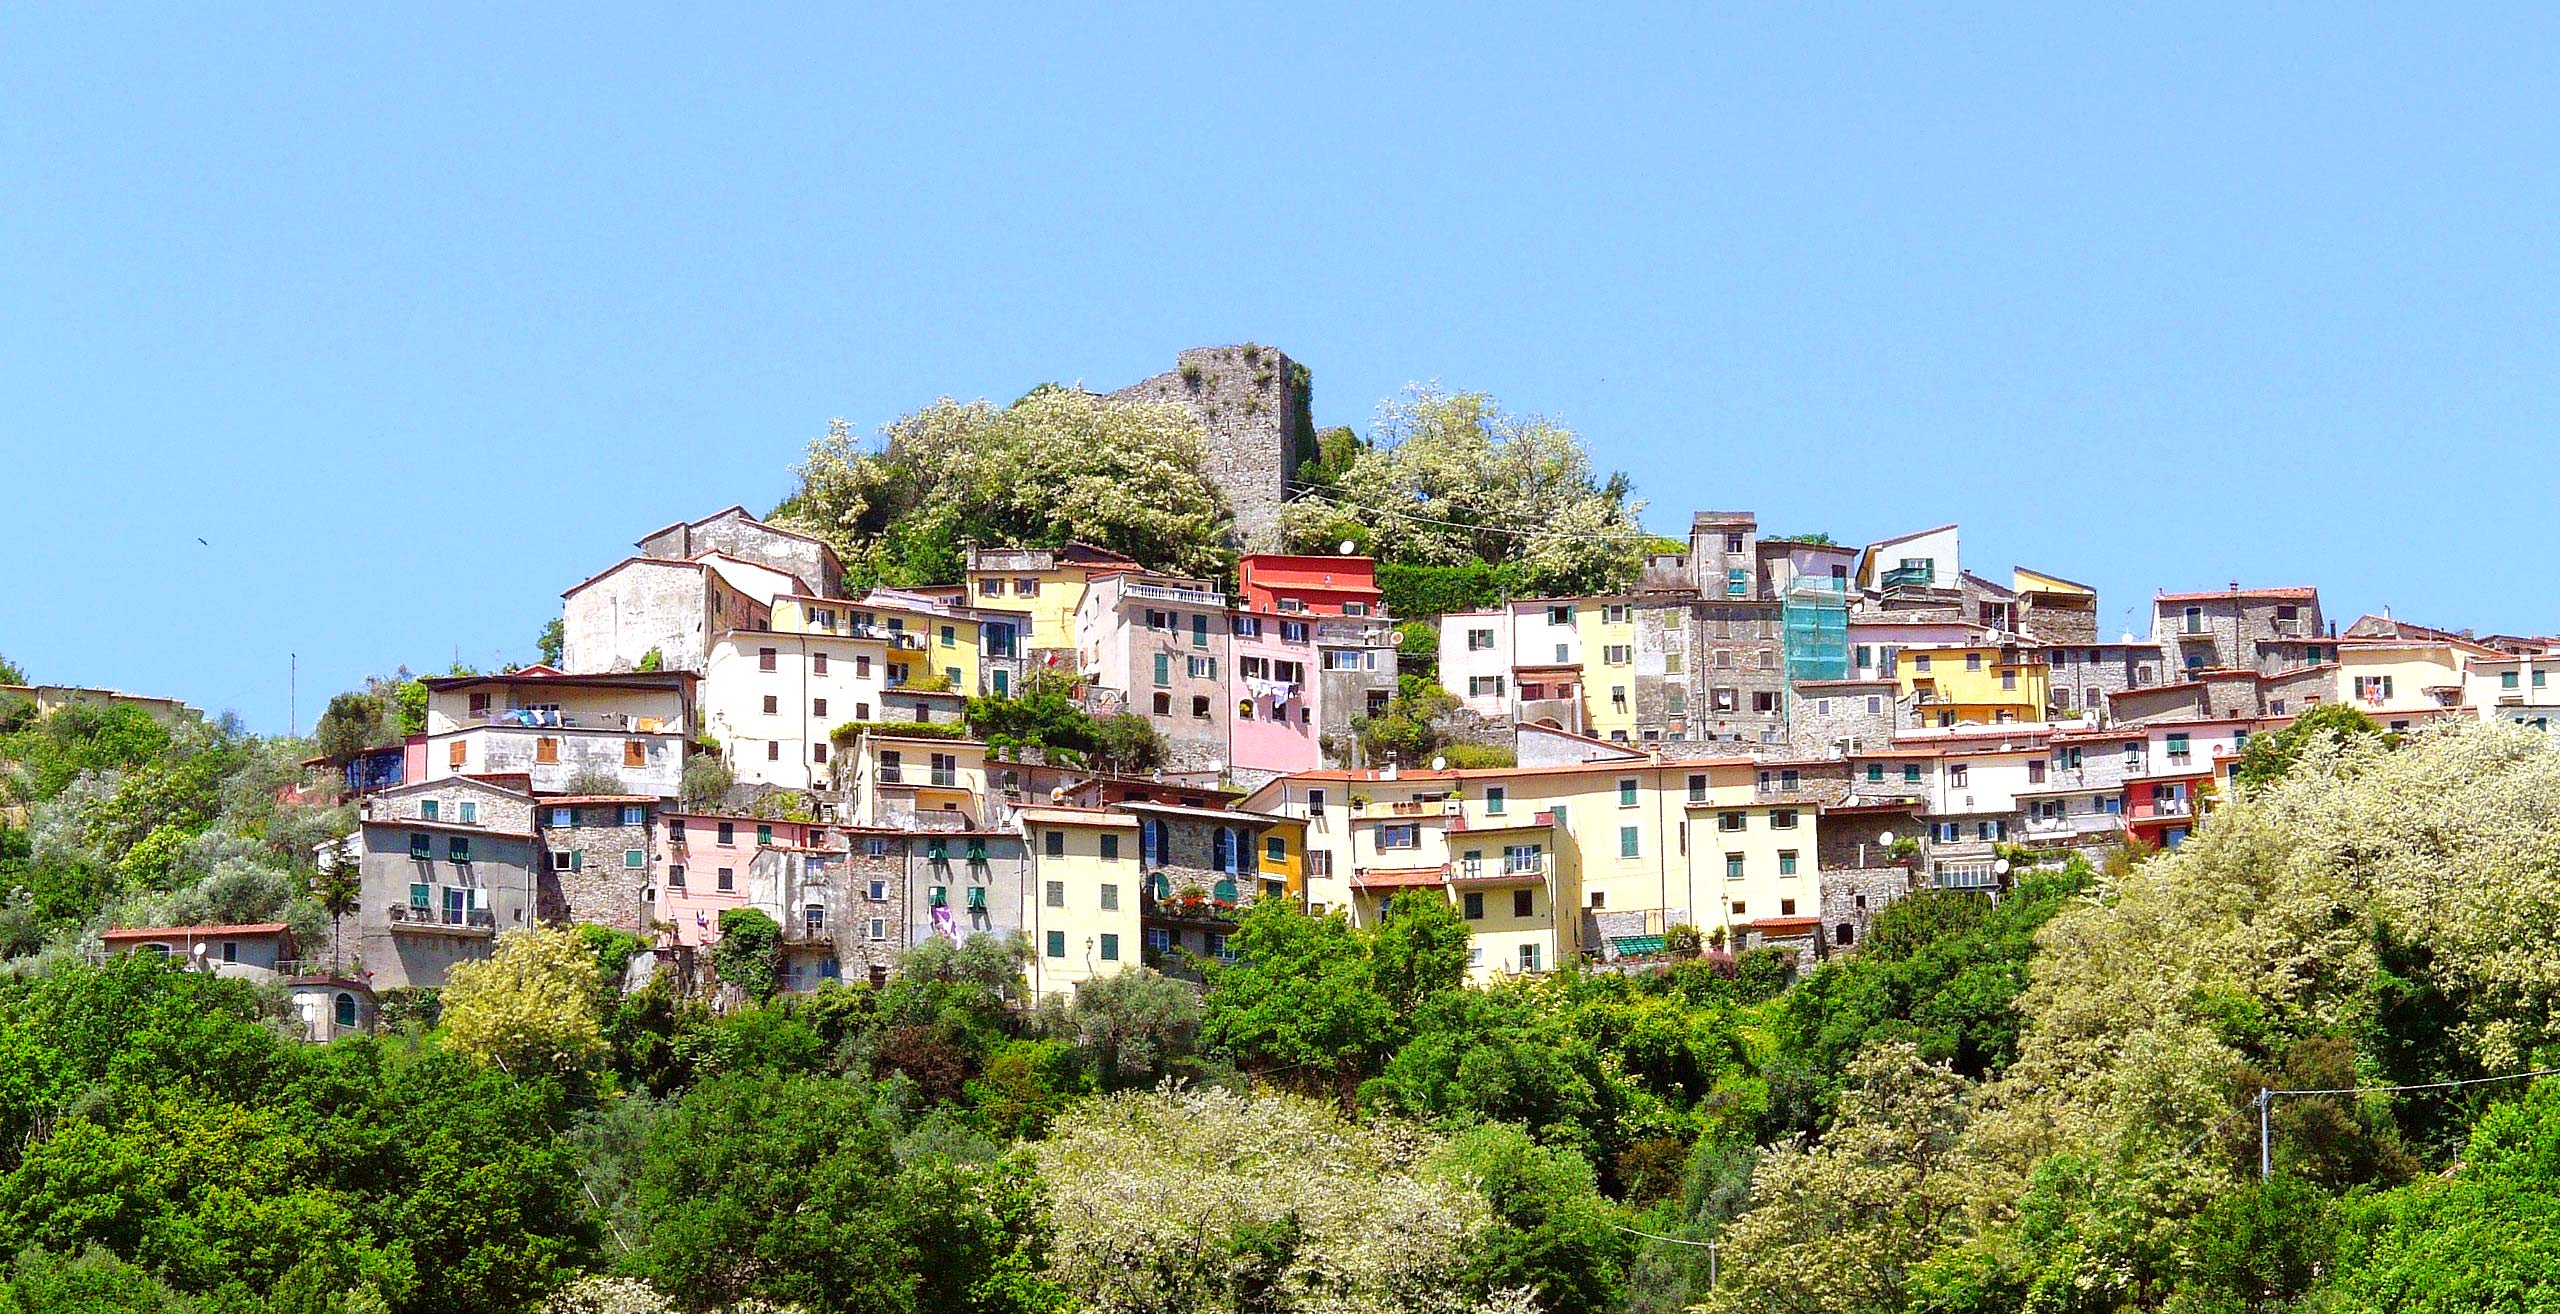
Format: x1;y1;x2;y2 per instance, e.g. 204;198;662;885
6;6;2556;733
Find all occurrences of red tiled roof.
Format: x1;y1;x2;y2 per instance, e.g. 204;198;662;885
1746;916;1823;935
104;923;291;940
2155;586;2319;603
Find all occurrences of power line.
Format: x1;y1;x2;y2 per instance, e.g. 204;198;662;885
2270;1065;2560;1098
1613;1223;1717;1249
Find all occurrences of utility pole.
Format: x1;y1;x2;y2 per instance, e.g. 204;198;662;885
2258;1087;2273;1181
289;652;297;739
1708;1241;1718;1290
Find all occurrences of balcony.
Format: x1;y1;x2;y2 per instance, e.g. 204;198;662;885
1880;565;1935;590
1124;581;1228;608
1145;888;1244;924
1450;854;1550;883
384;904;495;935
1449;809;1556;833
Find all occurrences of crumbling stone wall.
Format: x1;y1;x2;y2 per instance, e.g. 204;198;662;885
1111;344;1310;551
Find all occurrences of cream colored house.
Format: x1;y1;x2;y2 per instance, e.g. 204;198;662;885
1242;754;1811;980
1018;807;1145;999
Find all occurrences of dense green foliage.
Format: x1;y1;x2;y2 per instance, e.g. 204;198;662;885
959;667;1165;773
0;703;345;959
772;388;1236;588
1281;384;1650;597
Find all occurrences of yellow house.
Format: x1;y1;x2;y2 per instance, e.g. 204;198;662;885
844;591;984;696
963;543;1141;653
1019;807;1145;999
1898;643;2048;726
1256;815;1307;902
1575;599;1641;742
1241;754;1809;981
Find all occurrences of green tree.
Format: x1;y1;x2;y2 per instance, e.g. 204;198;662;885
773;388;1234;587
1065;966;1200;1088
1426;1123;1633;1314
2321;1079;2560;1311
1201;901;1399;1114
2233;700;2382;790
314;692;389;763
537;619;565;668
441;926;607;1078
712;908;782;1001
1279;384;1648;594
0;654;26;686
1353;675;1461;768
620;1072;916;1312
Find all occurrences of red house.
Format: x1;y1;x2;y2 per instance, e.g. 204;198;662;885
1235;554;1385;617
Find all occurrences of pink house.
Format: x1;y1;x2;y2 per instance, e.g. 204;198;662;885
654;812;838;945
1227;609;1321;777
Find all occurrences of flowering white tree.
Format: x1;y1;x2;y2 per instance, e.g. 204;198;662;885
1035;1086;1495;1313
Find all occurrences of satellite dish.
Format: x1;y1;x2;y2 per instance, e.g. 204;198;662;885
1431;755;1447;772
1994;858;2012;874
1338;540;1356;555
1876;830;1896;846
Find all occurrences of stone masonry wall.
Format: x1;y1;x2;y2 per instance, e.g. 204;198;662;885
1110;344;1310;551
535;804;652;928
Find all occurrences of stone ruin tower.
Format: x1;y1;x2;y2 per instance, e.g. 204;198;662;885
1110;344;1315;552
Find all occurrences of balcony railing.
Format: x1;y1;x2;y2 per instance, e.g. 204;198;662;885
1880;565;1935;590
1451;854;1550;882
384;904;495;933
1448;809;1555;832
1124;581;1228;607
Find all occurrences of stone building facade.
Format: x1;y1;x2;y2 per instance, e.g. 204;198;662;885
638;506;844;600
1787;679;1900;756
1315;615;1399;765
351;778;542;989
2044;642;2167;723
533;796;655;928
1109;344;1313;551
1817;865;1917;957
1684;599;1790;749
2151;587;2327;677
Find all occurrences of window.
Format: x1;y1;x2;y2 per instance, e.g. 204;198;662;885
718;866;735;891
548;849;572;872
421;799;442;822
717;822;735;844
1726;568;1748;597
2001;671;2017;690
2183;605;2204;633
1718;811;1745;832
1771;809;1799;830
1191;615;1209;648
1935;821;1961;843
1044;930;1065;959
1617;826;1639;858
448;836;472;863
1554;643;1570;663
759;646;778;671
620;848;642;869
812;652;828;675
757;824;773;846
1282;621;1309;643
1100;833;1120;860
1725;853;1744;880
1729;900;1746;916
2505;670;2522;689
813;743;828;764
1780;898;1798;916
1152;692;1171;715
531;736;561;765
1264;835;1285;863
1779;850;1799;875
1463;892;1485;919
450;740;468;768
766;742;780;761
2166;732;2192;763
1466;627;1495;651
1153;653;1170;687
1044;830;1065;857
1948;765;1970;787
620;804;645;826
666;863;685;887
1903;763;1922;784
1665;651;1684;674
1686;774;1708;803
762;694;780;715
1468;675;1506;698
1604;644;1632;665
1099;933;1119;962
408;832;431;860
1547;605;1573;625
1485;786;1506;815
1191;696;1211;719
1519;943;1542;971
1966;652;1984;671
1379;823;1419;850
2028;759;2047;783
1618;777;1639;807
624;739;647;767
1186;655;1215;679
1866;763;1884;783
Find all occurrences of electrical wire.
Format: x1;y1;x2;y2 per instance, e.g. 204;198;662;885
1281;484;1672;546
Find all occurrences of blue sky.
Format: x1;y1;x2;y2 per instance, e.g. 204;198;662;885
5;6;2556;732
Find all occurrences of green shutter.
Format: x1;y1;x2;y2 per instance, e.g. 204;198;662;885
569;851;582;871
